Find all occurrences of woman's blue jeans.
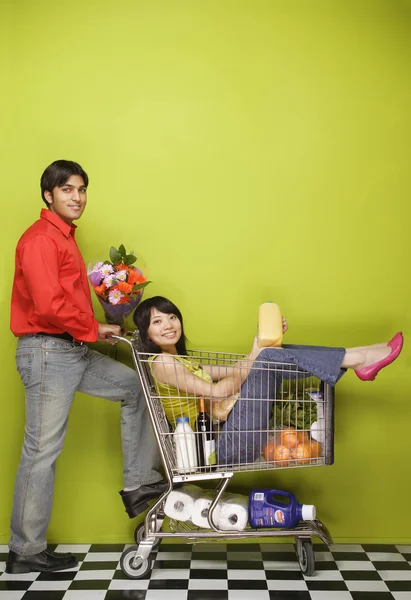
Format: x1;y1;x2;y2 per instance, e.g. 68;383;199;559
10;335;162;556
216;345;345;465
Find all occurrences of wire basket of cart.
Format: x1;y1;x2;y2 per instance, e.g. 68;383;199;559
112;331;334;579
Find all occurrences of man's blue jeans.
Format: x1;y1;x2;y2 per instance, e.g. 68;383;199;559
10;334;161;556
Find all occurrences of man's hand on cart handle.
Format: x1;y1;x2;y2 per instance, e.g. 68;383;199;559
98;323;121;344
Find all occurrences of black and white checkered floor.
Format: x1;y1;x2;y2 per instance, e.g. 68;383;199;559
1;542;411;599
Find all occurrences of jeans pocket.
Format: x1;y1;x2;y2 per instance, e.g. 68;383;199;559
16;351;34;386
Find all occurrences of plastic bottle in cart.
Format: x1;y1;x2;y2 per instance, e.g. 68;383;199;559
249;489;316;528
257;302;283;348
308;391;325;445
174;417;198;473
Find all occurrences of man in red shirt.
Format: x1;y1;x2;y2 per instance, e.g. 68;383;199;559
7;160;167;574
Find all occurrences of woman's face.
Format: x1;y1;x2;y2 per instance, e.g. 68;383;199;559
147;308;182;351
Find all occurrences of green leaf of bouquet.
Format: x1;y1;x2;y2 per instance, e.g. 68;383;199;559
132;281;152;292
125;254;137;266
109;247;122;264
118;244;127;258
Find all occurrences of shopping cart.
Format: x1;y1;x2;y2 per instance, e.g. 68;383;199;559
111;331;334;579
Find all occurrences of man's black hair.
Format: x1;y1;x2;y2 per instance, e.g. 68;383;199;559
40;160;89;207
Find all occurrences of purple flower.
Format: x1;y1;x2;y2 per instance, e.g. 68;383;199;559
93;261;104;272
88;271;102;287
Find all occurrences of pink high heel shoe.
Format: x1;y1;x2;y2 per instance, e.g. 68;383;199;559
355;332;404;382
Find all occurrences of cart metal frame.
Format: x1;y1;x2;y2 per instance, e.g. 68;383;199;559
112;331;334;579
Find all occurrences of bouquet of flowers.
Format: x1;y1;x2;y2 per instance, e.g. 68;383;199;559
88;245;151;326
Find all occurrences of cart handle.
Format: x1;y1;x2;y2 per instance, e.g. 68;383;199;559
104;333;134;347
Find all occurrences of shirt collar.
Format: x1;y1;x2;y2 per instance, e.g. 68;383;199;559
40;208;77;238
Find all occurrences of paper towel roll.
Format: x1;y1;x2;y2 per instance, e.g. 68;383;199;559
164;484;204;521
218;494;248;531
191;492;249;530
191;491;223;528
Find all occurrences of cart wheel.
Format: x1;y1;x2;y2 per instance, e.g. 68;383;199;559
134;521;162;550
120;546;153;579
297;539;315;576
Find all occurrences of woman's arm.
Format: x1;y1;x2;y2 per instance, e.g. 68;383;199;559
202;317;288;381
201;356;247;381
152;341;261;400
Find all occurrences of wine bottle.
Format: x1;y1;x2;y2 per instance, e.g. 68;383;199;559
195;398;217;468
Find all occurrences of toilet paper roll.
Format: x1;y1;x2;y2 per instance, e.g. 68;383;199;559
191;492;249;530
163;484;204;522
191;491;223;528
218;494;249;531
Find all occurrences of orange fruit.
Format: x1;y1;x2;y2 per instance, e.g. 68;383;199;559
274;445;291;466
263;439;276;462
297;430;309;444
292;443;311;464
280;428;308;448
280;428;299;449
308;440;323;458
263;441;291;466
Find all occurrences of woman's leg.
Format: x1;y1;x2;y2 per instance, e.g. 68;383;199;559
286;336;399;371
216;345;346;466
342;345;391;369
280;345;347;385
282;341;395;374
216;334;402;466
216;351;282;466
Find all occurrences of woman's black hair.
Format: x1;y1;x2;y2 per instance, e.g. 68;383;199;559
133;296;188;355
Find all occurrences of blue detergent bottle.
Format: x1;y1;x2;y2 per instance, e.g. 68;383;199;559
249;489;316;529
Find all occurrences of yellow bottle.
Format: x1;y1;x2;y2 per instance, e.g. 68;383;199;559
257;302;283;348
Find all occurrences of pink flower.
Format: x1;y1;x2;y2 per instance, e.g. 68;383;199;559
100;264;114;276
104;274;116;288
116;270;127;281
108;289;124;305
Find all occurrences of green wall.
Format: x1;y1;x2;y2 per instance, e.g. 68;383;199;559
1;0;410;544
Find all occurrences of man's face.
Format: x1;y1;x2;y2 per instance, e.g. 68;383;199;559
44;175;87;225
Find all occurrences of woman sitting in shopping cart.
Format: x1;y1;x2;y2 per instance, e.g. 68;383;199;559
133;296;403;466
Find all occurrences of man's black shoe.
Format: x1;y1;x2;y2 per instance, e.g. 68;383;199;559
6;549;78;574
120;479;169;518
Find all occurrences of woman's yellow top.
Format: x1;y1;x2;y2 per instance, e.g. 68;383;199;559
148;354;213;428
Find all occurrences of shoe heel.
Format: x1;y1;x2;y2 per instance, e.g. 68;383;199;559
6;563;31;574
127;501;149;519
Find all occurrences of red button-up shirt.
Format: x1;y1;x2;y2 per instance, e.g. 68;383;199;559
10;209;99;342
